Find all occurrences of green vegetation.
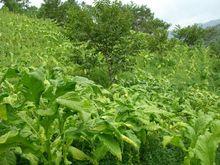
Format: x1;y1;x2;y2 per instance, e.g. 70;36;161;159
0;1;219;164
173;24;206;46
205;24;220;56
0;0;29;12
0;10;72;68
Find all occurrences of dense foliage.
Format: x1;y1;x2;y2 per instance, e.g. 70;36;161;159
0;1;220;164
205;24;220;56
173;24;206;46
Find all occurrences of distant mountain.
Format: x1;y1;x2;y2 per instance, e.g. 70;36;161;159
201;19;220;28
203;22;220;56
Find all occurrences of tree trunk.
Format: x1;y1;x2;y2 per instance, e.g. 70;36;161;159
104;53;115;84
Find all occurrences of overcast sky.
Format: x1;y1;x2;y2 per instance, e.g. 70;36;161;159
12;0;220;27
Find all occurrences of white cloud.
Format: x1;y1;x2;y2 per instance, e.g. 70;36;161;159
30;0;43;7
145;0;220;27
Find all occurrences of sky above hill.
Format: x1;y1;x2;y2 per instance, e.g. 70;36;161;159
17;0;220;27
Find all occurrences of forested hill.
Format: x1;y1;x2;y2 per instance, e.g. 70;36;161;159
205;24;220;43
204;23;220;55
0;1;219;164
201;19;220;28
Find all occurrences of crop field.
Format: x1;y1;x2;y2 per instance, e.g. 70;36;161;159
0;2;220;165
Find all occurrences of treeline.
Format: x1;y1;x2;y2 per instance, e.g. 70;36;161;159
1;0;171;82
1;0;219;87
2;0;220;54
173;24;220;55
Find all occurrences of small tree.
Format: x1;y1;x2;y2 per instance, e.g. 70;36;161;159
38;0;61;20
128;4;170;52
66;0;134;83
173;24;206;46
0;0;29;12
129;4;169;34
90;0;133;83
65;2;93;41
65;0;170;83
38;0;82;26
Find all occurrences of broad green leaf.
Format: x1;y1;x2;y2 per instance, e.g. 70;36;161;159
0;151;16;165
194;120;220;165
142;105;173;117
18;111;38;136
56;96;92;120
63;116;76;131
20;127;32;138
0;68;19;84
36;109;55;116
0;130;18;144
56;98;91;112
211;120;220;137
163;135;186;151
90;120;108;132
185;114;213;148
80;111;91;121
51;137;62;151
36;106;57;116
55;81;76;97
52;151;62;165
39;126;46;143
4;68;19;79
121;130;141;149
21;69;45;106
184;149;195;165
163;136;173;147
0;104;7;120
194;114;213;135
194;132;218;165
23;153;38;165
73;76;94;86
93;145;108;161
56;92;95;116
0;93;9;101
68;146;91;161
2;94;18;108
98;134;122;161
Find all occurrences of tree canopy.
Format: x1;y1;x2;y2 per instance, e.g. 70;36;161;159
173;24;206;46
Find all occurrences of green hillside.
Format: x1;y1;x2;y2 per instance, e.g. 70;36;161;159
0;3;219;165
0;10;72;69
